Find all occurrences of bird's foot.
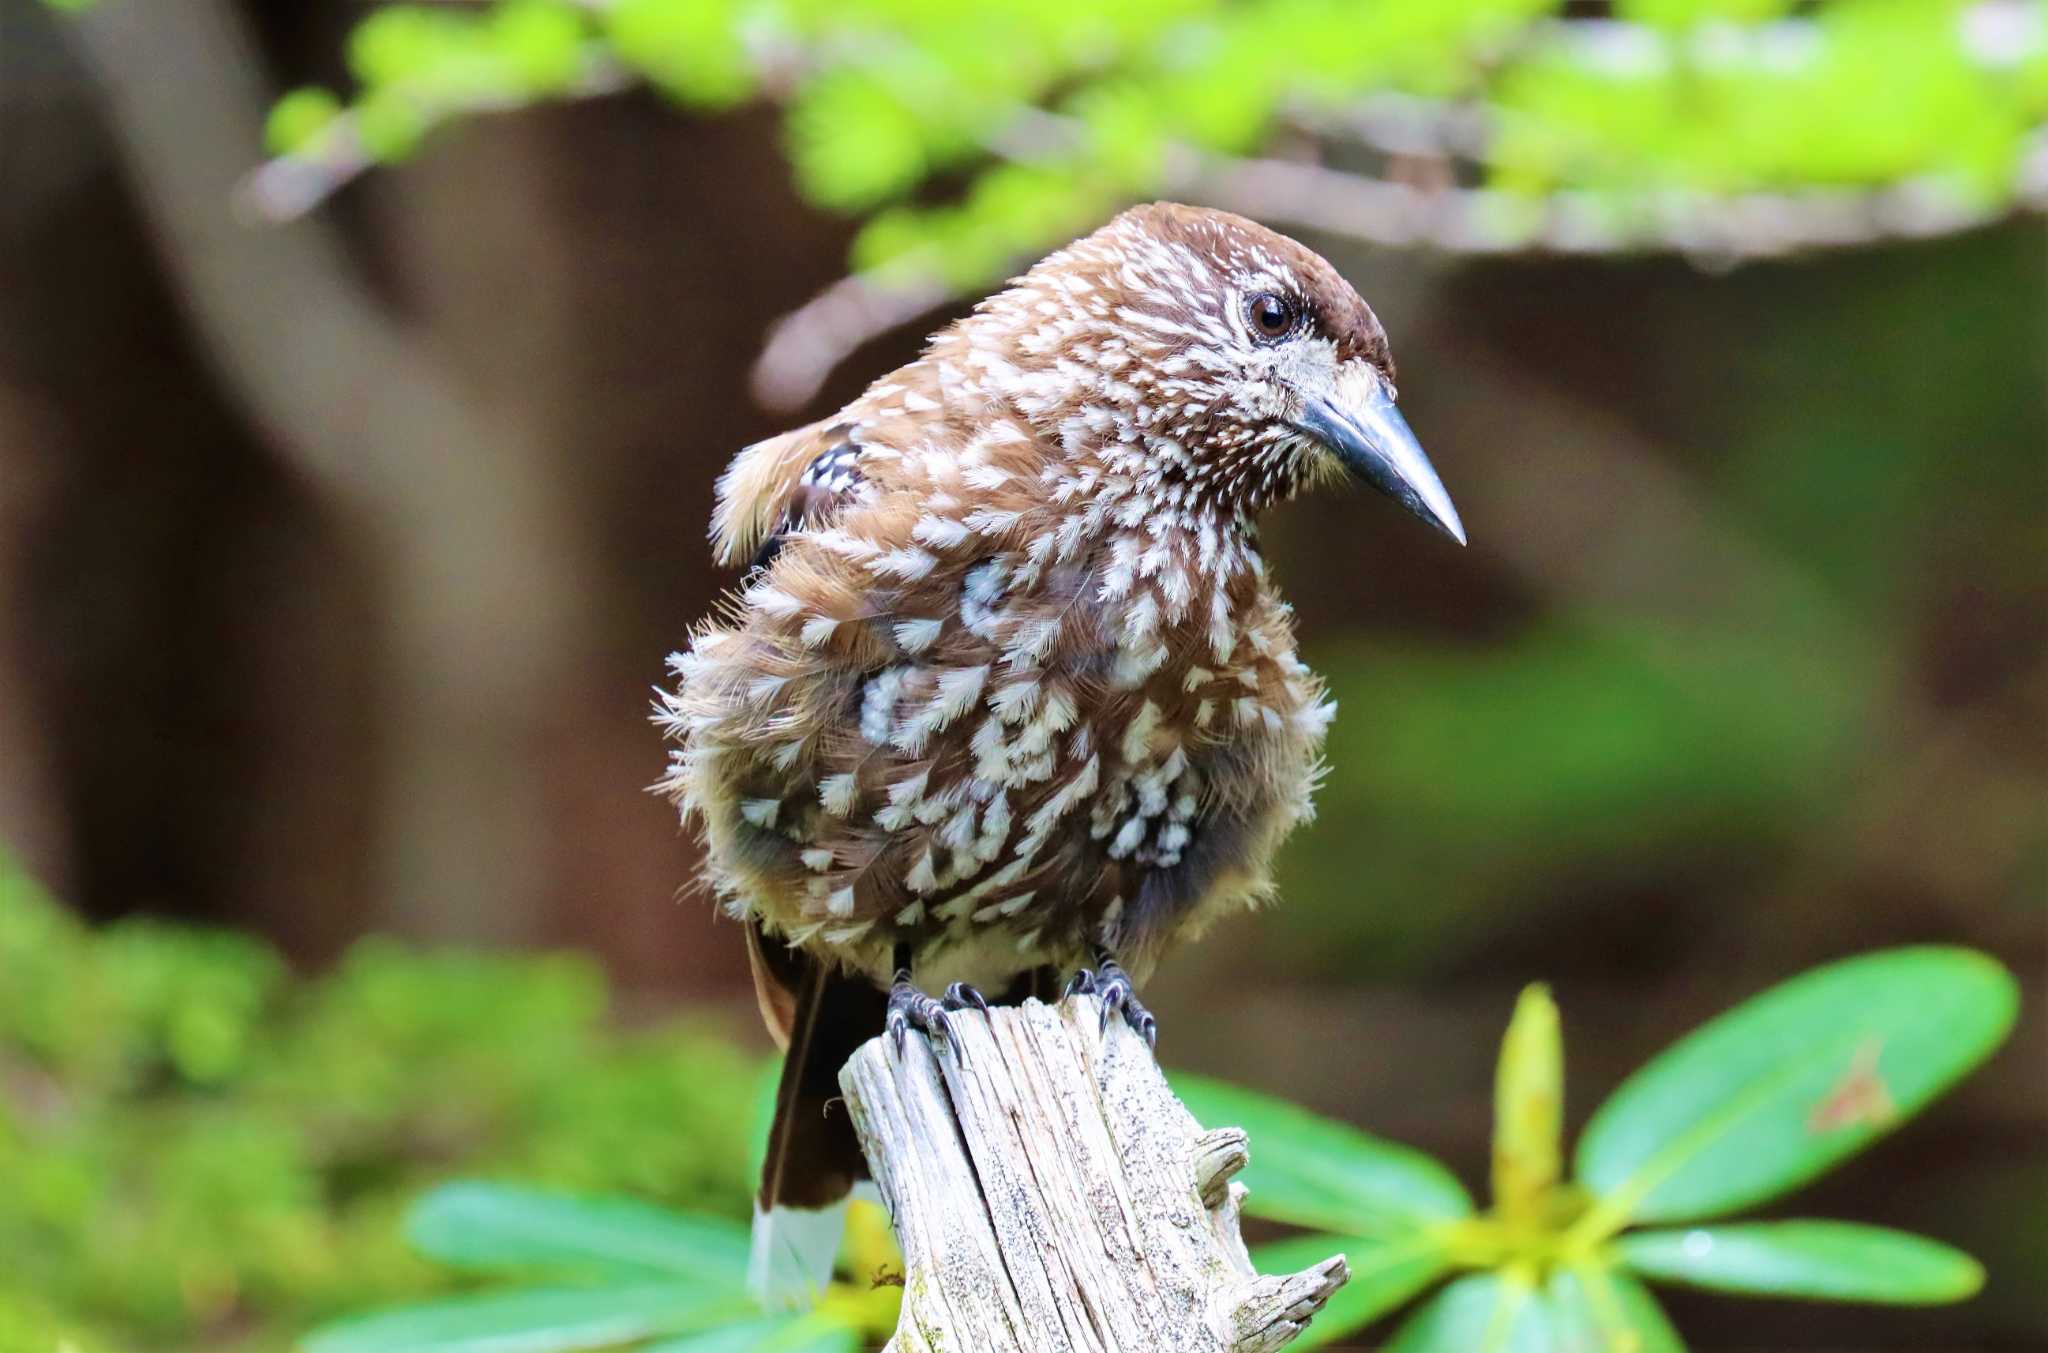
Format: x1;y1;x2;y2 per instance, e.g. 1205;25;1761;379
943;981;989;1014
885;974;988;1061
1065;956;1158;1048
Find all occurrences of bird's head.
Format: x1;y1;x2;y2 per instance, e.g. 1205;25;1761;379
966;202;1463;544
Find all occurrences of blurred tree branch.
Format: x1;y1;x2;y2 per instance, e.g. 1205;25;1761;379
62;0;591;941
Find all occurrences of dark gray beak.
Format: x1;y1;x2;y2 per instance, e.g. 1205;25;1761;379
1296;387;1466;545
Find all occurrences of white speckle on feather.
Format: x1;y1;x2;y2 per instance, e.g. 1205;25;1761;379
894;617;944;653
964;507;1023;535
990;679;1042;723
819;772;859;816
747;586;802;618
913;516;970;549
859;668;907;744
870;547;938;581
1120;700;1161;763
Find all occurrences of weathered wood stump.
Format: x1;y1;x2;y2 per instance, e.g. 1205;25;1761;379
839;994;1349;1352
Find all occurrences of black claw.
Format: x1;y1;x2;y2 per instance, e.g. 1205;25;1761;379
1063;954;1160;1049
887;975;966;1063
943;982;990;1014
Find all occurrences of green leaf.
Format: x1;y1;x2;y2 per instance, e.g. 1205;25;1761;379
1544;1267;1687;1352
1247;1234;1449;1348
1173;1074;1473;1234
348;8;463;87
405;1182;750;1283
1618;1221;1985;1305
1493;983;1564;1225
641;1316;856;1353
265;87;344;157
301;1284;751;1353
355;91;431;164
1575;947;2018;1224
1381;1272;1551;1353
490;0;588;94
786;74;927;211
605;0;752;107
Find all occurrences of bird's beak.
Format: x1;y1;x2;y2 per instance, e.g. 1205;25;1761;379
1295;382;1466;546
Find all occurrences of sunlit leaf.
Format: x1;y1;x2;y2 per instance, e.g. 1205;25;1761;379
1381;1272;1551;1353
1576;947;2018;1224
1174;1074;1473;1234
1493;984;1564;1225
489;0;588;94
302;1284;751;1353
348;7;464;87
266;87;345;156
786;73;928;210
405;1183;750;1283
605;0;752;107
641;1315;858;1353
1545;1266;1687;1352
1618;1221;1985;1305
354;91;431;164
1247;1233;1449;1348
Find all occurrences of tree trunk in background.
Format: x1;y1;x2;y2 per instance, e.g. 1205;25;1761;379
355;96;848;981
44;0;874;984
0;393;66;893
64;0;586;945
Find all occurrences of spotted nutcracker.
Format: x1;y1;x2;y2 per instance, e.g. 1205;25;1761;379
656;202;1463;1305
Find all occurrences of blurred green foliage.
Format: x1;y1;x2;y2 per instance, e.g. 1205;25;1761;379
301;1182;897;1353
228;0;2047;285
0;857;765;1353
300;950;2013;1353
1267;219;2046;978
1280;615;1870;967
1181;948;2016;1348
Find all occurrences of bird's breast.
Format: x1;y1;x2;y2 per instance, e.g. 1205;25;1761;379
661;444;1334;983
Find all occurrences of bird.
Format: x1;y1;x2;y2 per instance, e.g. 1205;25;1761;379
654;201;1463;1308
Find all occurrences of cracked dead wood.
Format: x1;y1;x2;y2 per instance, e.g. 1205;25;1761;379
839;994;1349;1353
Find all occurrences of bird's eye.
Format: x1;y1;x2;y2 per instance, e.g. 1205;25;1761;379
1246;292;1297;341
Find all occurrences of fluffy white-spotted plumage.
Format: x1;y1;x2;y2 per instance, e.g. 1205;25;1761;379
652;203;1409;1000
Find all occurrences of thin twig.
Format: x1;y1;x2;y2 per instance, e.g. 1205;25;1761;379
1176;144;2045;263
748;264;957;412
234;51;632;224
747;124;2048;410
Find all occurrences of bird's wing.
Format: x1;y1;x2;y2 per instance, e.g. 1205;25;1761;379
710;419;865;569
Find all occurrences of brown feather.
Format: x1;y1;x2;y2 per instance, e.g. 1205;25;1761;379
663;203;1390;1013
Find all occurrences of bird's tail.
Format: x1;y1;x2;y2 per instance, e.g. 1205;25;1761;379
746;922;887;1310
748;1193;853;1311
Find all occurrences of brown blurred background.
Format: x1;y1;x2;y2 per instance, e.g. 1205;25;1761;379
2;0;2043;1347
